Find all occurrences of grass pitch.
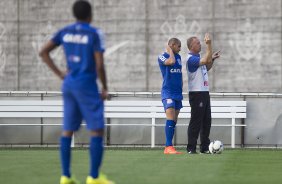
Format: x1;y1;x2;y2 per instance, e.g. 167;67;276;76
0;148;282;184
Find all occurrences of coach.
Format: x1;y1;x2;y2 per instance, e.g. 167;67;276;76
185;33;220;154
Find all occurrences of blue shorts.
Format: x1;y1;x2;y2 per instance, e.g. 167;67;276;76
162;99;183;111
62;87;104;131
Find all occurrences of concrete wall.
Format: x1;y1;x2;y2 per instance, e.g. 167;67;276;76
0;0;282;92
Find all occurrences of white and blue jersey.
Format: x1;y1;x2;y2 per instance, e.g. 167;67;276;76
52;22;105;131
186;53;209;92
158;52;183;101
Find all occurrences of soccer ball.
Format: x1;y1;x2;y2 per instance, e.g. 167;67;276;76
209;140;224;154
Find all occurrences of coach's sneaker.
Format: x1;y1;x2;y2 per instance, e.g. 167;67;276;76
187;150;197;154
164;146;182;154
200;150;211;154
86;174;115;184
60;176;80;184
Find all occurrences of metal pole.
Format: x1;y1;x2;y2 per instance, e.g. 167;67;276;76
231;118;235;148
71;134;75;148
151;117;155;148
106;118;111;146
40;93;43;145
241;96;246;147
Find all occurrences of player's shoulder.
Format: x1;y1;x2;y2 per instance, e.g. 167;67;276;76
52;24;76;40
186;53;193;61
63;23;78;30
187;53;200;61
186;53;200;71
85;26;105;44
87;25;103;35
158;52;169;59
61;23;101;35
158;52;170;63
54;23;80;35
189;53;200;58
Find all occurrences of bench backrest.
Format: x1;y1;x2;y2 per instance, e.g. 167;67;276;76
105;101;246;118
0;100;246;119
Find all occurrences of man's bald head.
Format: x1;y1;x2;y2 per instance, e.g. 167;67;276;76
168;38;181;46
187;36;197;50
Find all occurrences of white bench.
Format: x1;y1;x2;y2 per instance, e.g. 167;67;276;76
0;100;247;148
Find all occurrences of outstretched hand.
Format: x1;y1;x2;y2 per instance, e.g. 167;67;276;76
212;50;221;60
204;33;211;45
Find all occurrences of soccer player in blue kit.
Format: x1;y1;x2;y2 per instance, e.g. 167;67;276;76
158;38;183;154
39;1;114;184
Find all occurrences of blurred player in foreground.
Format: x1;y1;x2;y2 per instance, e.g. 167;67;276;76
158;38;183;154
39;1;114;184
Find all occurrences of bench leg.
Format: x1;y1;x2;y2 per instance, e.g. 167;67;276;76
231;118;235;148
71;133;75;148
151;118;155;148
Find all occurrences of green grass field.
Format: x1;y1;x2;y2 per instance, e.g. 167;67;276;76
0;148;282;184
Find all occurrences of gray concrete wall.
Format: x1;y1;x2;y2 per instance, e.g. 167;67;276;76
0;0;282;92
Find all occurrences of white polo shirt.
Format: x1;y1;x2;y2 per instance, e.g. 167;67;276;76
186;53;209;92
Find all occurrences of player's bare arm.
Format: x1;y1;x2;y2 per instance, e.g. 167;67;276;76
199;33;213;66
94;51;108;100
163;45;175;65
207;50;221;71
39;41;65;80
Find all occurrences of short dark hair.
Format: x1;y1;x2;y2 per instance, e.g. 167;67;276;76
168;38;181;45
72;0;92;20
187;36;197;50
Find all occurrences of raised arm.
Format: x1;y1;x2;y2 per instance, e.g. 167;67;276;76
163;45;175;65
199;33;213;66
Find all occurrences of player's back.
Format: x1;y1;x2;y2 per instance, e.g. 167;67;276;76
52;22;105;90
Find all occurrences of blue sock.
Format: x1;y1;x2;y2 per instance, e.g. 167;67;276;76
60;136;72;177
90;136;104;178
165;120;176;146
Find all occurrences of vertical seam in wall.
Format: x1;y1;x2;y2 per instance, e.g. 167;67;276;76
17;0;20;90
212;0;216;92
145;0;149;91
281;0;282;91
92;0;95;20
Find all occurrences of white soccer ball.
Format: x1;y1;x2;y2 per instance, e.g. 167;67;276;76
209;140;224;154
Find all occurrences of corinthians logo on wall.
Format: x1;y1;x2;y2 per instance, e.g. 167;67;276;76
159;14;202;68
160;15;202;42
229;19;262;61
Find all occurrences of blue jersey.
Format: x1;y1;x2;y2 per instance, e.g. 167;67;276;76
52;22;105;94
158;52;183;100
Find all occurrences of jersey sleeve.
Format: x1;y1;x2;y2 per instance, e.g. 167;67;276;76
93;29;105;53
158;52;170;65
51;29;63;46
187;55;200;72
